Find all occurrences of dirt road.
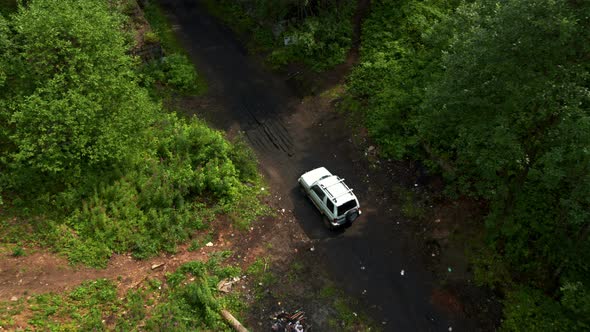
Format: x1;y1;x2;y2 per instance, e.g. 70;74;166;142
158;1;479;331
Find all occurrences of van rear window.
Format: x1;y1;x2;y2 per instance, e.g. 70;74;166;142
337;200;357;216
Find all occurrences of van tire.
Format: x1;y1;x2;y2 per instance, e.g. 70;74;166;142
323;216;336;230
346;209;359;223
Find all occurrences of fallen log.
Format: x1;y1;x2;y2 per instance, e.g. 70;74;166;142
221;309;249;332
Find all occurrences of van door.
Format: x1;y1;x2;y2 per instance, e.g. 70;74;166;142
310;185;326;213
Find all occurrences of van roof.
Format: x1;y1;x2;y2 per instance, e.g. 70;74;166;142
318;175;356;206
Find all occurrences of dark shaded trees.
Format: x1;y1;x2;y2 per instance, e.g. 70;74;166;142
350;0;590;329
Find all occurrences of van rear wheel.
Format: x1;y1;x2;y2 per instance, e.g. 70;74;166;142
346;210;359;223
323;216;336;230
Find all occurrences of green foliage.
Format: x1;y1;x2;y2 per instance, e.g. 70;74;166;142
502;284;590;332
141;2;205;95
268;2;355;71
350;0;590;328
0;0;16;15
0;0;267;268
421;0;590;303
144;30;160;44
203;0;356;71
0;258;245;330
394;186;427;220
11;246;24;257
347;0;458;158
202;0;257;37
26;279;118;330
43;114;262;267
0;0;157;189
146;54;201;94
142;2;183;53
145;260;242;331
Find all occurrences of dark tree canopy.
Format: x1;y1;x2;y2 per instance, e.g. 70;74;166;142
350;0;590;329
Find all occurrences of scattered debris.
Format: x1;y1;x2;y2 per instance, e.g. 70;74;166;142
283;36;295;46
271;309;307;332
151;263;165;270
217;277;240;293
206;242;214;247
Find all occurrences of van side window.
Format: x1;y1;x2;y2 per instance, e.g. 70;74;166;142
311;185;325;199
326;199;334;213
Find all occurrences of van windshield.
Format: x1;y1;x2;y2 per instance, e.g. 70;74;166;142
337;200;357;216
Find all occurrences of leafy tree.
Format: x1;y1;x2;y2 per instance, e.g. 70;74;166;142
0;0;157;191
203;0;356;71
346;0;459;158
0;0;265;267
350;0;589;328
417;0;590;328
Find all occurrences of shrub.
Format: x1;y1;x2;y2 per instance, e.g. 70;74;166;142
203;0;356;71
269;3;355;71
144;30;160;44
0;0;266;270
143;54;200;94
26;114;265;267
11;246;25;257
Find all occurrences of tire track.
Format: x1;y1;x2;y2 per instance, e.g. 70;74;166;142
241;100;293;155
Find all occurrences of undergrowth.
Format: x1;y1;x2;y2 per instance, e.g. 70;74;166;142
0;259;244;331
201;0;355;71
0;1;269;268
141;2;206;95
0;114;269;268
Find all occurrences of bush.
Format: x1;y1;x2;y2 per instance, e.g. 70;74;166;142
145;260;241;331
11;246;25;257
0;0;158;192
269;3;355;71
203;0;356;71
144;30;160;44
36;114;262;267
143;54;200;94
346;0;456;158
0;0;266;270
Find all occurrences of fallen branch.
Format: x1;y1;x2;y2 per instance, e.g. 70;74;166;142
151;262;165;270
131;275;148;289
221;309;249;332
